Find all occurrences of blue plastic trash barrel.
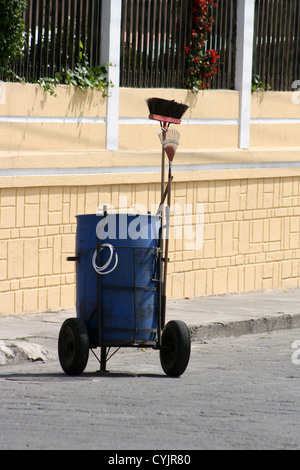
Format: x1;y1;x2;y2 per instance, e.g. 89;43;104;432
75;214;161;347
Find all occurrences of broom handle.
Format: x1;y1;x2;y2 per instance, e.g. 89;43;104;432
161;162;172;330
160;124;167;204
160;138;165;331
160;122;169;331
157;175;173;211
161;144;165;205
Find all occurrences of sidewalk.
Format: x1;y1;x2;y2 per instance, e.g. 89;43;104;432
0;288;300;365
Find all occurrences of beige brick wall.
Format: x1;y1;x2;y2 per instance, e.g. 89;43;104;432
168;176;300;298
0;176;299;314
0;186;76;313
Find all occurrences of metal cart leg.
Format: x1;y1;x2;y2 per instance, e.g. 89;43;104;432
100;346;107;372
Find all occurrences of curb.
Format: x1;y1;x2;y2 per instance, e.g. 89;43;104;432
188;313;300;341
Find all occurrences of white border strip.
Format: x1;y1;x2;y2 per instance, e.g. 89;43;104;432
0;116;238;125
251;118;300;125
0;116;106;124
1;116;299;125
182;118;238;125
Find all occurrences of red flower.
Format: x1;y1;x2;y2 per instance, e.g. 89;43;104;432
184;0;219;92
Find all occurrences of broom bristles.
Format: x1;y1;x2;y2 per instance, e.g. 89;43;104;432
158;128;180;146
146;98;189;120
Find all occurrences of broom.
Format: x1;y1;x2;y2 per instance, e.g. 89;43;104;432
146;97;188;204
146;97;189;125
158;127;180;163
146;98;189;331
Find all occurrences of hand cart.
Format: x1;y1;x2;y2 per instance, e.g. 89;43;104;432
58;98;191;377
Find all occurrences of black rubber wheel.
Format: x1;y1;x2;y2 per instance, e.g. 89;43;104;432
160;320;191;377
58;318;89;376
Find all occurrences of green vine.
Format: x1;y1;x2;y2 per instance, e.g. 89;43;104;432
0;0;26;70
37;45;112;97
0;1;112;97
251;74;271;94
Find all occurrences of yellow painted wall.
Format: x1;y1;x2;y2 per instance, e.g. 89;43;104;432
0;83;300;314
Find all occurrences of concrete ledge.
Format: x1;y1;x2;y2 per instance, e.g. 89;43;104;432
1;162;300;188
189;313;300;341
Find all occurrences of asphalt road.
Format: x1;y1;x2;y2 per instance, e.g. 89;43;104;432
1;327;300;450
